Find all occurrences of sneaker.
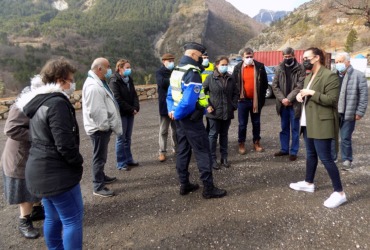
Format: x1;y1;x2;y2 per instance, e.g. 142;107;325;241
93;187;115;197
118;165;130;171
323;192;347;208
342;160;352;170
158;153;166;162
289;181;315;193
180;183;200;195
127;161;139;166
104;175;117;184
274;151;288;157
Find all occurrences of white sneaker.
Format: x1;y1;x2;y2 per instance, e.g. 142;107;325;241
342;160;352;170
289;181;315;193
324;192;347;208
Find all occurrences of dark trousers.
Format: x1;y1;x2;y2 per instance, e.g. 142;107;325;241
237;99;261;143
90;130;112;192
208;118;231;161
303;128;343;192
175;117;213;186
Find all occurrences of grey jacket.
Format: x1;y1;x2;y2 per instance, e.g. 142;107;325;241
272;60;305;118
82;70;122;136
338;65;368;121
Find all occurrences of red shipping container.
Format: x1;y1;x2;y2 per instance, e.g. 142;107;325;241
254;50;332;68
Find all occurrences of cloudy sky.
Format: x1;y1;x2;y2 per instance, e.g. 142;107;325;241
226;0;311;17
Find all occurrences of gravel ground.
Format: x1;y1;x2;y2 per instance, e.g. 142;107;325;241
0;93;369;250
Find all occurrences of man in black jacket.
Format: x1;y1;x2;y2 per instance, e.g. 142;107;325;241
232;48;268;155
271;47;305;161
155;53;177;162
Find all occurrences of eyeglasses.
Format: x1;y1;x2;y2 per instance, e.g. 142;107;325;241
303;56;315;61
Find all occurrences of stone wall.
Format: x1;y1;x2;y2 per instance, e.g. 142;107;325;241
0;84;157;120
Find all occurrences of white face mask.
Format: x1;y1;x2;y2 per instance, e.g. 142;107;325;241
202;58;209;66
244;58;253;65
63;82;76;96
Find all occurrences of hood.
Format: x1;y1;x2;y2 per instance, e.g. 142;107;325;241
15;76;68;118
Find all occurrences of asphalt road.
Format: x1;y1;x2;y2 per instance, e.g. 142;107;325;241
0;96;369;249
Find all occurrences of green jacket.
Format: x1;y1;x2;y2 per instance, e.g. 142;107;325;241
303;66;339;142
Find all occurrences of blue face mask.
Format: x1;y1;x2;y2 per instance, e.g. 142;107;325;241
166;62;175;70
335;63;346;73
218;65;228;74
123;68;132;77
202;58;209;66
104;68;112;79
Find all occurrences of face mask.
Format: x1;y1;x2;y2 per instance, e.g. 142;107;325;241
335;63;346;73
63;82;76;96
202;58;209;66
284;58;294;65
303;59;314;70
166;62;175;70
218;65;228;74
244;58;253;65
104;68;112;79
123;68;132;77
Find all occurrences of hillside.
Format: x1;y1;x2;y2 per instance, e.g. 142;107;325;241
246;0;370;57
0;0;262;96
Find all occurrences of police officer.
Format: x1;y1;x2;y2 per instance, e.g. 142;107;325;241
167;42;227;199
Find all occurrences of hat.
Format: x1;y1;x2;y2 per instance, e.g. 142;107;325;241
202;52;208;56
183;42;206;54
162;53;175;60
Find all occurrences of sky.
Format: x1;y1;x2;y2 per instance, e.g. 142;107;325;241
226;0;311;17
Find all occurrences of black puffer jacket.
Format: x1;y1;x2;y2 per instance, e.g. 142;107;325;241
17;84;83;198
156;65;172;116
203;70;239;120
109;72;140;116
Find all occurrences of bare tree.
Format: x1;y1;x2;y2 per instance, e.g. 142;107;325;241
333;0;370;27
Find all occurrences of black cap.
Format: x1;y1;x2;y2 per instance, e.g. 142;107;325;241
183;42;206;54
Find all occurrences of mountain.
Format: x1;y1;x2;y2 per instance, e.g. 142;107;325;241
253;9;290;26
245;0;370;56
0;0;263;96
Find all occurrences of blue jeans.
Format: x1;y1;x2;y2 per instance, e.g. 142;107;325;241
279;106;300;155
303;128;343;192
238;99;261;143
340;117;356;162
116;115;135;168
90;130;112;192
208;118;231;161
42;184;83;250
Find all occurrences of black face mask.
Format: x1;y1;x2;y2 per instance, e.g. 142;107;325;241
303;59;314;70
284;58;294;65
198;56;203;65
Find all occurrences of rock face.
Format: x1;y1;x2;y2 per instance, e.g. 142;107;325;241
253;9;290;26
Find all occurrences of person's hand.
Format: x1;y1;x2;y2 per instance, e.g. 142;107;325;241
133;110;138;115
207;106;214;113
282;98;291;106
296;92;304;103
300;89;315;98
168;111;175;120
355;114;362;120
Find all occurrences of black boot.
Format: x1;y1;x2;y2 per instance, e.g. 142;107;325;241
30;205;45;221
19;215;40;239
221;158;230;168
180;183;200;195
212;160;221;170
202;183;227;199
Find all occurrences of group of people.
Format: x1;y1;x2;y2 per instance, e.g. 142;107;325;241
1;42;367;249
156;43;368;209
